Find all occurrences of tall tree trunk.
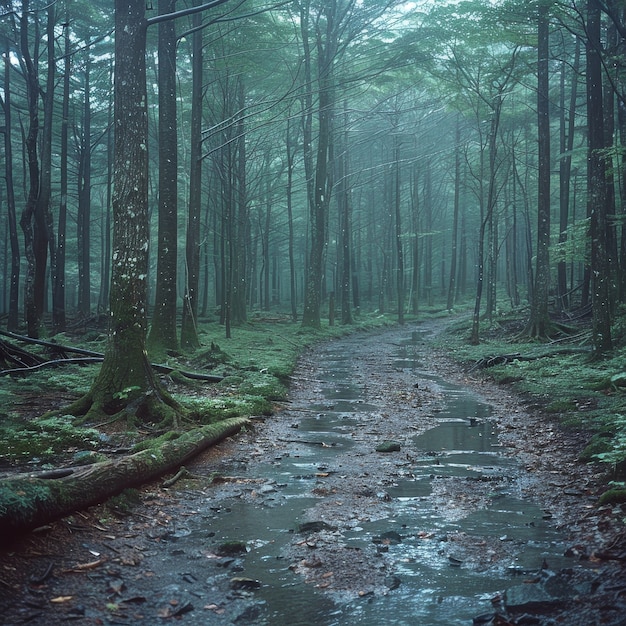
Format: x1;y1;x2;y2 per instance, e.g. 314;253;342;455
232;78;248;324
447;120;461;311
77;56;92;317
587;0;613;353
53;18;71;333
302;1;337;328
285;116;298;322
99;66;114;313
70;0;178;424
470;97;502;344
527;1;552;337
148;0;179;353
2;39;20;332
19;0;47;338
393;129;404;324
181;5;203;349
557;40;580;311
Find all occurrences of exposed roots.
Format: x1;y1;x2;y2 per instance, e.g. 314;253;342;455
67;386;185;429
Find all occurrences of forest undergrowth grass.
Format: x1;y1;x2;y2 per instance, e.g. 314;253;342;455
0;312;395;472
434;310;626;498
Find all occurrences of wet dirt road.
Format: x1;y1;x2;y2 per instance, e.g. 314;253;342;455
2;322;625;625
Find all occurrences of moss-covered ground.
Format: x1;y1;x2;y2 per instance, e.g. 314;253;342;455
432;307;626;492
0;312;396;472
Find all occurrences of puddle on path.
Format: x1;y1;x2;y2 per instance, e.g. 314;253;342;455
178;328;573;625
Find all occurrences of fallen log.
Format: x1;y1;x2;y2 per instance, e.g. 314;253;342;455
0;416;249;539
469;347;591;371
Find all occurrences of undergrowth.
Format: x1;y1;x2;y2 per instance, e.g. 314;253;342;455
435;309;626;482
0;312;394;470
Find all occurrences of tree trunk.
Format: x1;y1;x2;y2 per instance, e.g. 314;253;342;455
302;1;337;329
148;0;179;353
393;129;404;324
69;0;178;424
19;0;47;339
587;0;612;353
77;56;91;317
285;116;298;322
527;1;552;337
181;5;203;349
2;39;20;332
53;17;71;334
447;119;461;311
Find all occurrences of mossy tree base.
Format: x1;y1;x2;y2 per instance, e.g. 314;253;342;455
67;338;182;428
0;416;249;539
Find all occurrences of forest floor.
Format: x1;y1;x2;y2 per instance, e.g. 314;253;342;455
1;316;625;625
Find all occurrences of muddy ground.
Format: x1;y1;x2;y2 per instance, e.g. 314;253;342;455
1;320;625;625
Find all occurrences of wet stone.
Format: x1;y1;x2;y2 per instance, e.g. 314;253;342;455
296;521;337;534
504;583;564;611
373;530;403;545
376;441;402;452
230;576;262;591
215;540;248;556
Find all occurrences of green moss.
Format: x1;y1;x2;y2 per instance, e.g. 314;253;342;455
579;435;612;462
598;487;626;505
0;481;53;518
132;430;181;452
545;399;578;414
0;415;100;462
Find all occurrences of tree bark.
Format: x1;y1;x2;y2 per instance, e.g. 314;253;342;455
69;0;179;424
148;0;179;353
1;39;20;332
587;0;613;353
527;1;552;337
53;17;71;334
77;56;92;317
19;0;46;339
181;4;203;349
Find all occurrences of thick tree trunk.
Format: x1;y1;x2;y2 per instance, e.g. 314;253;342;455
19;0;45;339
70;0;178;424
0;417;249;538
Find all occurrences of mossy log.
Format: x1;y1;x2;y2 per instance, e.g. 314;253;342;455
0;416;249;539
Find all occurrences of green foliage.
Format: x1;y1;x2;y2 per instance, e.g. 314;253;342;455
592;419;626;475
551;218;590;266
0;482;52;518
598;486;626;506
435;314;626;479
0;415;100;462
579;434;612;463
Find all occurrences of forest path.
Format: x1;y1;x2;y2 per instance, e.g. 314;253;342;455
1;319;625;625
